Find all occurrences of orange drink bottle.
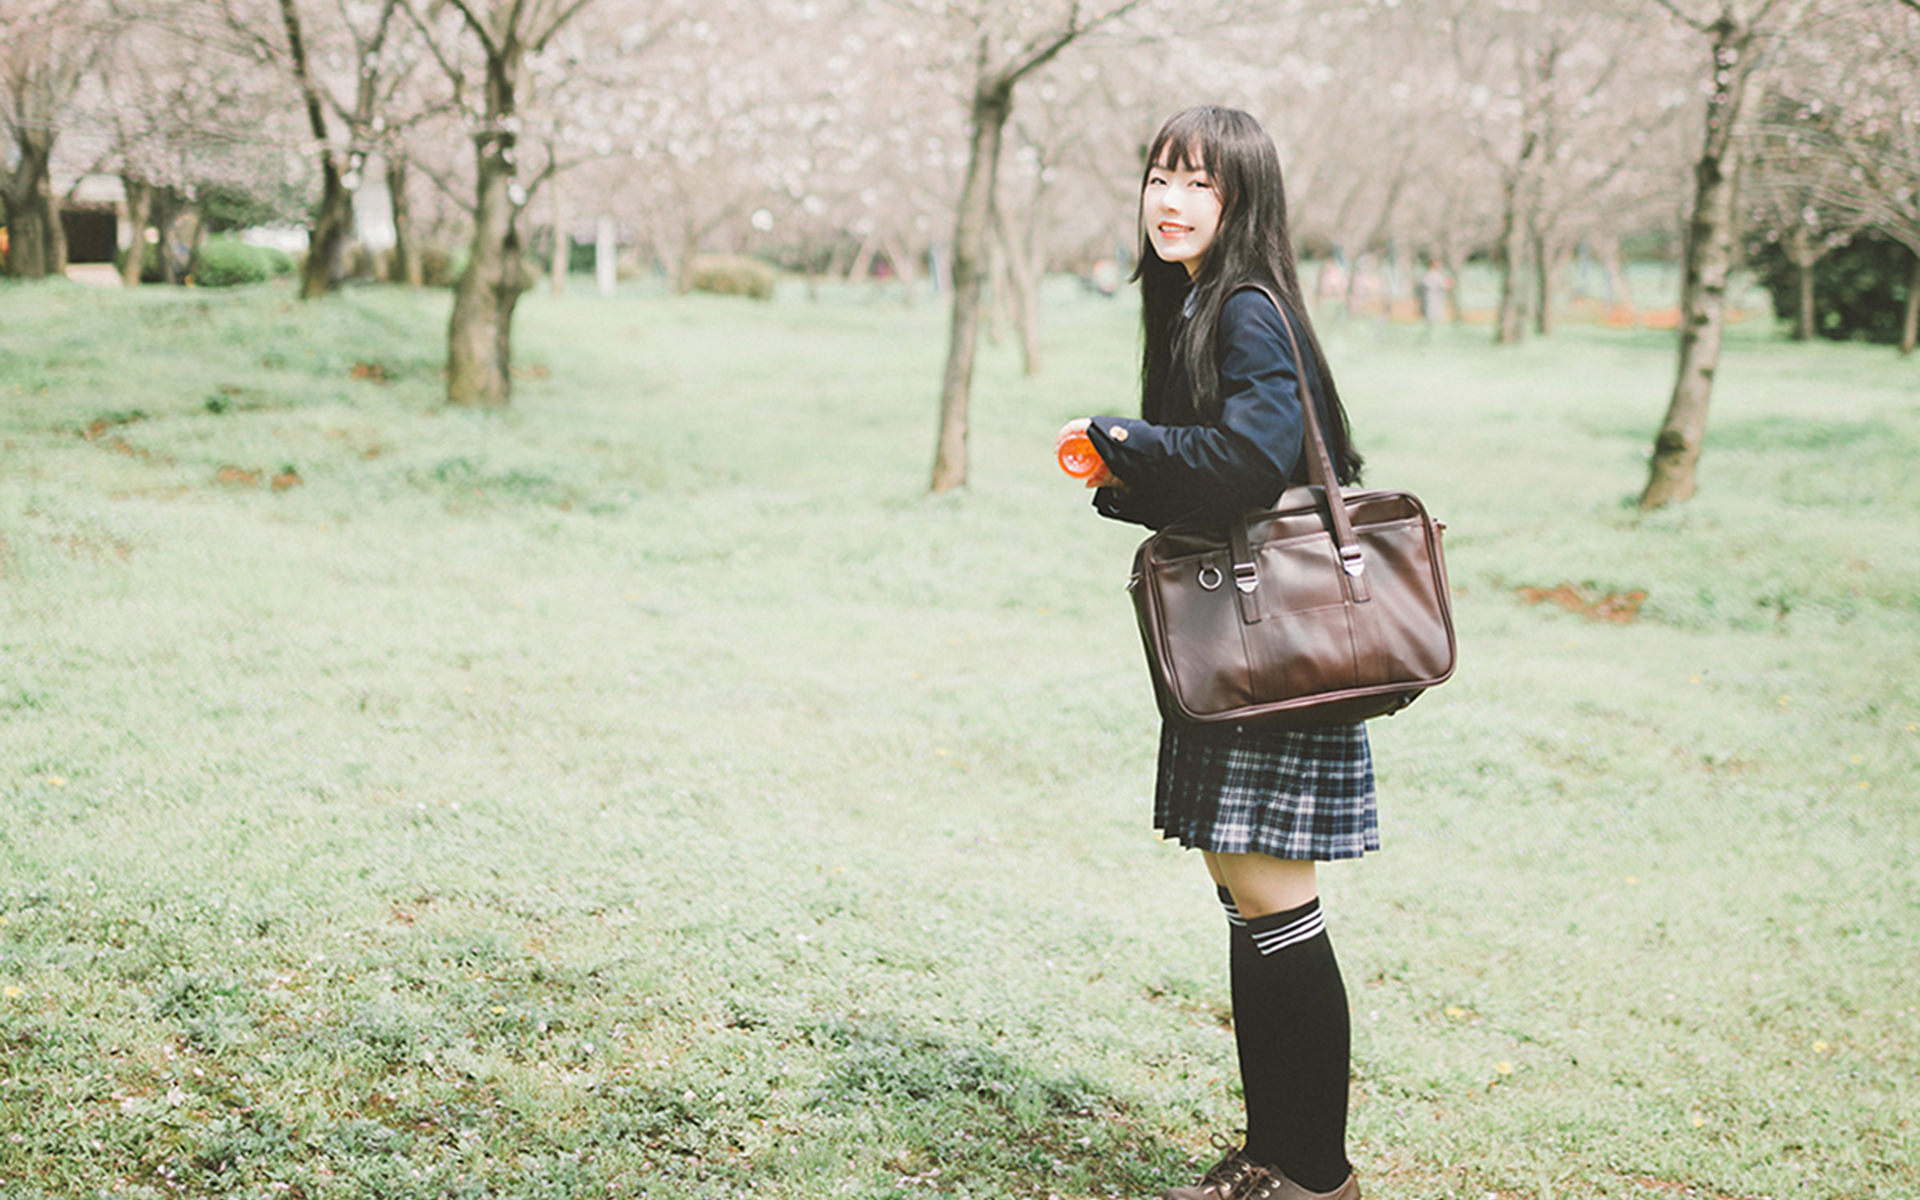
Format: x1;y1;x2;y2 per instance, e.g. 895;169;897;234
1056;428;1102;479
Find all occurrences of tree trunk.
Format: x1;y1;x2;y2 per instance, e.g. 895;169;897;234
2;196;44;278
120;178;153;286
174;209;205;282
930;77;1013;493
996;207;1044;377
152;191;181;284
1494;206;1531;344
1788;224;1816;340
1439;228;1468;324
848;227;880;284
1494;49;1547;347
1598;233;1635;321
46;177;68;276
1640;18;1756;510
984;223;1007;347
595;216;617;297
801;236;822;302
302;159;355;299
388;154;422;287
885;236;921;307
1533;233;1555;337
2;134;55;279
447;53;529;408
549;175;568;298
1493;157;1535;344
672;214;698;293
280;0;354;300
1901;251;1920;357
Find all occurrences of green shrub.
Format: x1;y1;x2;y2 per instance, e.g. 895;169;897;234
418;246;468;288
684;253;776;300
1751;230;1917;344
192;237;293;288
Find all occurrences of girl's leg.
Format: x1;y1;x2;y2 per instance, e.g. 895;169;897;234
1205;851;1354;1195
1205;850;1317;918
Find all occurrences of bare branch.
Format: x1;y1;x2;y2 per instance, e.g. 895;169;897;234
213;0;283;64
1644;0;1713;34
411;150;474;216
1003;0;1147;88
276;0;335;150
399;0;469;101
527;0;602;51
440;0;499;60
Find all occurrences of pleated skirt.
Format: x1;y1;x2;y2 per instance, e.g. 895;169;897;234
1153;719;1379;861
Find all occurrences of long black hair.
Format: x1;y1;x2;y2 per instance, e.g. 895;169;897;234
1135;105;1363;485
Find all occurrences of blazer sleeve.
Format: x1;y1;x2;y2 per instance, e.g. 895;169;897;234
1086;290;1312;529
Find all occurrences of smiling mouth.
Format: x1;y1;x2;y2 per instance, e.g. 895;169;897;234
1158;223;1191;237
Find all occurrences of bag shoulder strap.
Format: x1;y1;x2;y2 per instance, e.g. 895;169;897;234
1234;283;1368;587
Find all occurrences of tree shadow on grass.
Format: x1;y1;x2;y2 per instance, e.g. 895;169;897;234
804;1013;1195;1199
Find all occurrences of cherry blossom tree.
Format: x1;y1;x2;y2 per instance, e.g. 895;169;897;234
916;0;1158;493
591;2;843;290
403;0;622;408
1437;0;1692;343
207;0;428;297
1793;0;1920;353
1744;90;1867;341
87;0;304;284
0;0;123;278
1638;0;1817;510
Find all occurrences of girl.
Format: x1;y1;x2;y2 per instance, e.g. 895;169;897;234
1059;106;1369;1200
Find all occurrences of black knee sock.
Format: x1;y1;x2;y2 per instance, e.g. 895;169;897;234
1225;895;1351;1193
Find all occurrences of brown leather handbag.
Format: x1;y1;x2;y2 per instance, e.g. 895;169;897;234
1127;291;1456;728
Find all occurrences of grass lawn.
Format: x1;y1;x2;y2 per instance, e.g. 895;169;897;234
1;274;1916;1200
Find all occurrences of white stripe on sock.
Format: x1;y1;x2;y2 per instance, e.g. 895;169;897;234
1249;908;1325;955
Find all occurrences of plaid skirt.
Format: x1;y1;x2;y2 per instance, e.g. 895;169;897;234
1154;719;1379;861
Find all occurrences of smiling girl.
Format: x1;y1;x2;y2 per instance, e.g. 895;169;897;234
1060;106;1369;1200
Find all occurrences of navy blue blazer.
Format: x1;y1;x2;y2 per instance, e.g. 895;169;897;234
1087;288;1324;531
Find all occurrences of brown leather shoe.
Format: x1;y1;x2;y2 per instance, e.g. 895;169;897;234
1157;1143;1259;1200
1238;1165;1360;1200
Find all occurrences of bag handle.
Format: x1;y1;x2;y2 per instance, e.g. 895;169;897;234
1244;286;1367;560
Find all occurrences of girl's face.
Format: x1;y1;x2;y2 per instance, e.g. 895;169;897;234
1144;156;1222;278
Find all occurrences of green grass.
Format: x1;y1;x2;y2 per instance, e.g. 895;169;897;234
1;273;1917;1200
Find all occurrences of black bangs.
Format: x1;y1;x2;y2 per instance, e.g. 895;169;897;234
1147;129;1206;174
1143;107;1224;177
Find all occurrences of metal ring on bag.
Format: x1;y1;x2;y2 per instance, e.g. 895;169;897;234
1197;564;1224;591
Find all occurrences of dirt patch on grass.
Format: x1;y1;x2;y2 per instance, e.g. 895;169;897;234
1517;582;1646;623
82;411;147;441
213;465;304;491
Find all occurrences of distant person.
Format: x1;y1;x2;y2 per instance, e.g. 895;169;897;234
1419;260;1454;334
1349;255;1384;320
1313;256;1346;317
1057;105;1371;1200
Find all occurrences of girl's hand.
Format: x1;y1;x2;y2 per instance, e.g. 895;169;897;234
1056;419;1118;488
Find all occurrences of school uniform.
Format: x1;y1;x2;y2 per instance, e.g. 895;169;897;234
1086;286;1379;862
